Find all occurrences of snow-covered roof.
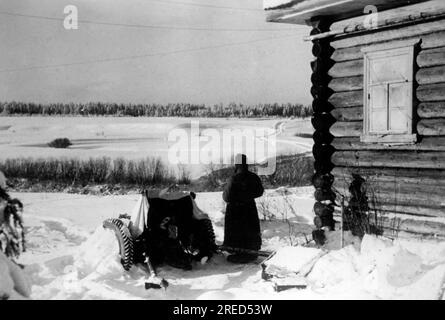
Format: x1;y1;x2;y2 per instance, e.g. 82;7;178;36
264;0;329;11
264;0;431;25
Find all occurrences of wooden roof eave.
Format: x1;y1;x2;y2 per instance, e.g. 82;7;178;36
303;10;445;42
265;0;431;26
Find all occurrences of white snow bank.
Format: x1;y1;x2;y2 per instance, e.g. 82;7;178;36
264;246;325;277
0;251;31;299
358;236;445;299
26;226;146;300
307;235;445;300
323;230;362;251
260;234;445;300
73;227;123;278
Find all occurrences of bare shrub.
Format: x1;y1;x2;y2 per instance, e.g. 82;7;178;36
48;138;72;149
176;164;191;185
280;192;309;246
261;154;314;188
0;157;177;188
201;163;230;191
257;195;276;221
259;190;312;246
197;154;314;192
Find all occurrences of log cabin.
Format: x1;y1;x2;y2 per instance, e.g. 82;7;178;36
264;0;445;241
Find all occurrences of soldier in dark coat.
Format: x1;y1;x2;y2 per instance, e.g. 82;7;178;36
223;154;264;263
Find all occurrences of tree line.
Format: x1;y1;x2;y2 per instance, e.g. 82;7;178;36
0;102;312;118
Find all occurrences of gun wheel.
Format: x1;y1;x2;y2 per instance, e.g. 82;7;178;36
103;218;134;271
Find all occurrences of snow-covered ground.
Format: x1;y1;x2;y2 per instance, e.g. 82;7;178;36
5;187;445;300
0;117;313;179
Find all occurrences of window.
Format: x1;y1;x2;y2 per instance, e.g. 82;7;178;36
361;40;419;144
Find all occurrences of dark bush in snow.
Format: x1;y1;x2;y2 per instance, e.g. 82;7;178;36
48;138;72;149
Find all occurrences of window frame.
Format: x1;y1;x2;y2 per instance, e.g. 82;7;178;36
360;39;419;144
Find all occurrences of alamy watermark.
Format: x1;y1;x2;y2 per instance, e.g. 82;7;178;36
167;121;277;175
64;5;78;30
363;5;379;30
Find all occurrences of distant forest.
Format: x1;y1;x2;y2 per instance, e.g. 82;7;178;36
0;102;312;118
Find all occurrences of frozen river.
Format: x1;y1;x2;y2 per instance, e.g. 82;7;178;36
0;116;313;178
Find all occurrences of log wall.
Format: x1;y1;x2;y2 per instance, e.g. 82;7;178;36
327;15;445;239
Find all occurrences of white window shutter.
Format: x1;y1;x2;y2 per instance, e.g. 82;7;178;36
389;82;411;133
369;84;388;133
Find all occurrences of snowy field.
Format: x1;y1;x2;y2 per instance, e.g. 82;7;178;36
0;117;313;178
5;187;445;300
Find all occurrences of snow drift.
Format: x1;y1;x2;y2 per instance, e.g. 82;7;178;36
9;189;445;300
0;251;31;299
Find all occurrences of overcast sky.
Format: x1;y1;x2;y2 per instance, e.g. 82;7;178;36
0;0;313;105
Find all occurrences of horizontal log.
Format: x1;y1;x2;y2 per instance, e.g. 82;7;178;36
332;166;445;187
328;60;363;78
336;194;445;220
329;90;363;108
333;136;445;151
346;196;445;220
418;101;445;118
331;46;362;63
327;68;444;97
332;39;415;62
329;55;445;89
332;150;445;169
374;201;445;219
416;65;445;85
417;82;445;102
332;20;445;50
373;216;445;238
334;210;445;239
421;31;445;50
332;31;445;62
333;179;445;218
373;201;445;216
334;176;445;201
417;119;445;136
384;230;445;240
333;172;445;196
417;46;445;67
368;195;443;214
329;76;363;92
330;121;362;137
331;107;363;122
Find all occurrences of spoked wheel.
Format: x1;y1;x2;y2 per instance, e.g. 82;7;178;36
103;218;134;271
